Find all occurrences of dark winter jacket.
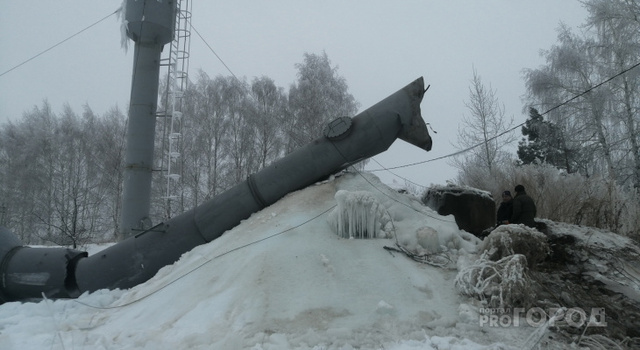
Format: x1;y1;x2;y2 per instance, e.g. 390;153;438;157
496;201;513;225
511;191;537;227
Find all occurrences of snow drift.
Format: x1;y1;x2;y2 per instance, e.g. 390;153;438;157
1;172;639;349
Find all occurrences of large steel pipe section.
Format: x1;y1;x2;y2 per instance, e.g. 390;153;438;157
120;0;176;239
1;77;432;302
75;76;431;292
0;227;86;302
193;77;432;241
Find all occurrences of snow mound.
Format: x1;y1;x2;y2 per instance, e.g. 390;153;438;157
2;172;606;349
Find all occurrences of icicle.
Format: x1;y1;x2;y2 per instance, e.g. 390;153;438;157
117;0;130;52
327;190;394;239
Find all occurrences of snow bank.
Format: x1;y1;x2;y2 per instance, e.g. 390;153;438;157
0;172;573;349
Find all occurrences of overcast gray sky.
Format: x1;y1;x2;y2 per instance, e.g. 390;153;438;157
0;1;588;188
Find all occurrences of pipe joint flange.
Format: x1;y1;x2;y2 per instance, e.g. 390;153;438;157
323;116;353;141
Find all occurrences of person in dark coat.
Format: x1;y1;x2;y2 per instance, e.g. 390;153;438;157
511;184;537;227
496;190;513;225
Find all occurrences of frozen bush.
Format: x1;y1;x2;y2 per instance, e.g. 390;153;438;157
456;161;640;240
481;225;550;267
455;252;535;309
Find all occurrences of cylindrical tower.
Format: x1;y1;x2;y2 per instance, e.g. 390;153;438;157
120;0;176;240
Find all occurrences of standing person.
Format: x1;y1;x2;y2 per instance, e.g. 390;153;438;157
511;184;537;227
496;190;513;225
479;190;514;239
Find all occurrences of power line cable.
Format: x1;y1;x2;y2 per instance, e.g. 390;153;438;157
73;203;337;310
369;60;640;175
190;23;240;81
0;9;120;78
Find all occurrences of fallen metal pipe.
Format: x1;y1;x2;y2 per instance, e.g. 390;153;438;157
0;77;432;303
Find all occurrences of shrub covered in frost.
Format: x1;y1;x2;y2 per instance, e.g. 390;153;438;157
455;252;535;309
327;190;395;239
480;225;550;267
457;162;640;240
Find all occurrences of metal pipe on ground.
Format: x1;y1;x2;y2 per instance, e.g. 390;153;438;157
0;77;432;303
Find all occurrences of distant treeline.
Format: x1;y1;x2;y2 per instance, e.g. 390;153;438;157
0;52;358;246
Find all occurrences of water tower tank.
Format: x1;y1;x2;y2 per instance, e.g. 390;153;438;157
125;0;175;45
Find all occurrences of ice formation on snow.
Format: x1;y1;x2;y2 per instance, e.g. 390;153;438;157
415;226;442;252
327;190;395;239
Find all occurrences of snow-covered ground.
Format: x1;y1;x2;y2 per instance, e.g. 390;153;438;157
0;172;636;349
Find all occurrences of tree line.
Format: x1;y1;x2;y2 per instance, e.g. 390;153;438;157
3;0;640;247
0;52;358;246
453;0;640;240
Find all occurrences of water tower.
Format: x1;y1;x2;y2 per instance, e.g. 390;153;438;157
120;0;177;239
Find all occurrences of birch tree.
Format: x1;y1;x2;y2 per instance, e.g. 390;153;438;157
525;9;640;187
453;69;516;188
288;52;359;151
250;76;287;169
181;72;229;206
584;0;640;187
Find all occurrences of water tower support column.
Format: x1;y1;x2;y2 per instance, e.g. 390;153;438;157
120;0;176;239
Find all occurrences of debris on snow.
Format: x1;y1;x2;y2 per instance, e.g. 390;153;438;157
4;171;640;349
521;307;565;350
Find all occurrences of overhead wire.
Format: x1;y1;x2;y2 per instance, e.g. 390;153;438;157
189;20;309;150
185;20;640;187
368;60;640;185
190;23;240;82
13;3;638;311
0;8;120;79
0;6;128;181
74;202;337;310
4;5;640;182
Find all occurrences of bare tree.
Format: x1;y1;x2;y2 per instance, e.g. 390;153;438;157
181;72;230;206
524;20;639;185
584;0;640;188
250;76;287;169
453;69;516;187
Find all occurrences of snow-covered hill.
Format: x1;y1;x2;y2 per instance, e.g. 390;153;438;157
1;172;638;349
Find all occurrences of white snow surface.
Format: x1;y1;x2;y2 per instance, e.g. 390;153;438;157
1;172;569;349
